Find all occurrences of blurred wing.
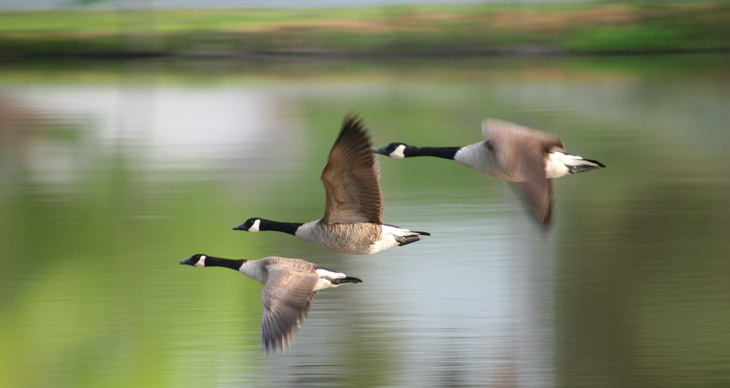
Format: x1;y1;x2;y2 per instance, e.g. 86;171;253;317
512;179;554;225
261;265;318;352
482;119;564;225
321;115;383;224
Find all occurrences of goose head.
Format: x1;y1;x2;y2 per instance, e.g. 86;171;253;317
233;218;262;232
372;142;409;159
180;253;208;267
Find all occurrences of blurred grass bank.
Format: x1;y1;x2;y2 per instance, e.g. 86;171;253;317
0;2;729;59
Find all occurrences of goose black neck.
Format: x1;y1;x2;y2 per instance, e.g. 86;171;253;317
261;219;303;236
407;146;460;160
205;256;246;270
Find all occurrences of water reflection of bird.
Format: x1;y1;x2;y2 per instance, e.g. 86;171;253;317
233;114;429;254
180;253;362;353
373;118;605;225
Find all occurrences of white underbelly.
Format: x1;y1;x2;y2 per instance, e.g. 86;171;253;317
366;225;410;254
365;235;399;254
296;221;396;255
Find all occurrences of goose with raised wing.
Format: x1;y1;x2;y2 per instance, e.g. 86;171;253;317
372;118;605;225
180;253;362;352
234;115;429;254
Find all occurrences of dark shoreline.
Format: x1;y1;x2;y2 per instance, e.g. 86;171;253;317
3;45;730;62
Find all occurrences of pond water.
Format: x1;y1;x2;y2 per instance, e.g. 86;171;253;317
1;55;729;388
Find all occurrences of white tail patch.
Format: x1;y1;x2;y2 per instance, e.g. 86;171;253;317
314;269;346;291
364;224;413;254
315;268;346;280
546;152;581;179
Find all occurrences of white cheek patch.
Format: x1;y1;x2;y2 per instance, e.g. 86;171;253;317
389;144;406;159
195;255;206;267
248;219;261;232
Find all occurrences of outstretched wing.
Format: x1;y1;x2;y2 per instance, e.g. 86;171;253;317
482;119;565;225
261;265;318;352
321;115;383;225
514;178;555;225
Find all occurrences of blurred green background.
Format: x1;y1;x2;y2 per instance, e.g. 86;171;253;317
1;2;729;58
1;2;729;388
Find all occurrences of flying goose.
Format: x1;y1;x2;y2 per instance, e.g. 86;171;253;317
180;253;362;352
233;115;430;254
372;118;605;225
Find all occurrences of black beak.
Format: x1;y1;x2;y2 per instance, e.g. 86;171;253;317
180;256;197;266
372;146;388;155
232;223;246;231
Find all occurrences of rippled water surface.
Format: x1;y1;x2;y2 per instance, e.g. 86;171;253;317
1;56;729;388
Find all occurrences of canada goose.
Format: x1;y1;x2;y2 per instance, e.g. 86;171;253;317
180;253;362;352
372;118;605;225
233;115;429;254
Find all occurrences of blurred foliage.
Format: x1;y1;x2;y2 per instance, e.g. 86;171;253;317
0;2;729;59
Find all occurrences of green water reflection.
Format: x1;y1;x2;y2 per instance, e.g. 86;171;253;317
1;55;729;388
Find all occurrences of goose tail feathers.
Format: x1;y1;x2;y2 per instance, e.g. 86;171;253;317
566;157;606;174
546;152;605;178
395;233;429;247
331;276;363;285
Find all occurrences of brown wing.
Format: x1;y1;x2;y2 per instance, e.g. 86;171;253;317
321;115;383;225
261;265;318;352
513;178;554;225
482;119;565;225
